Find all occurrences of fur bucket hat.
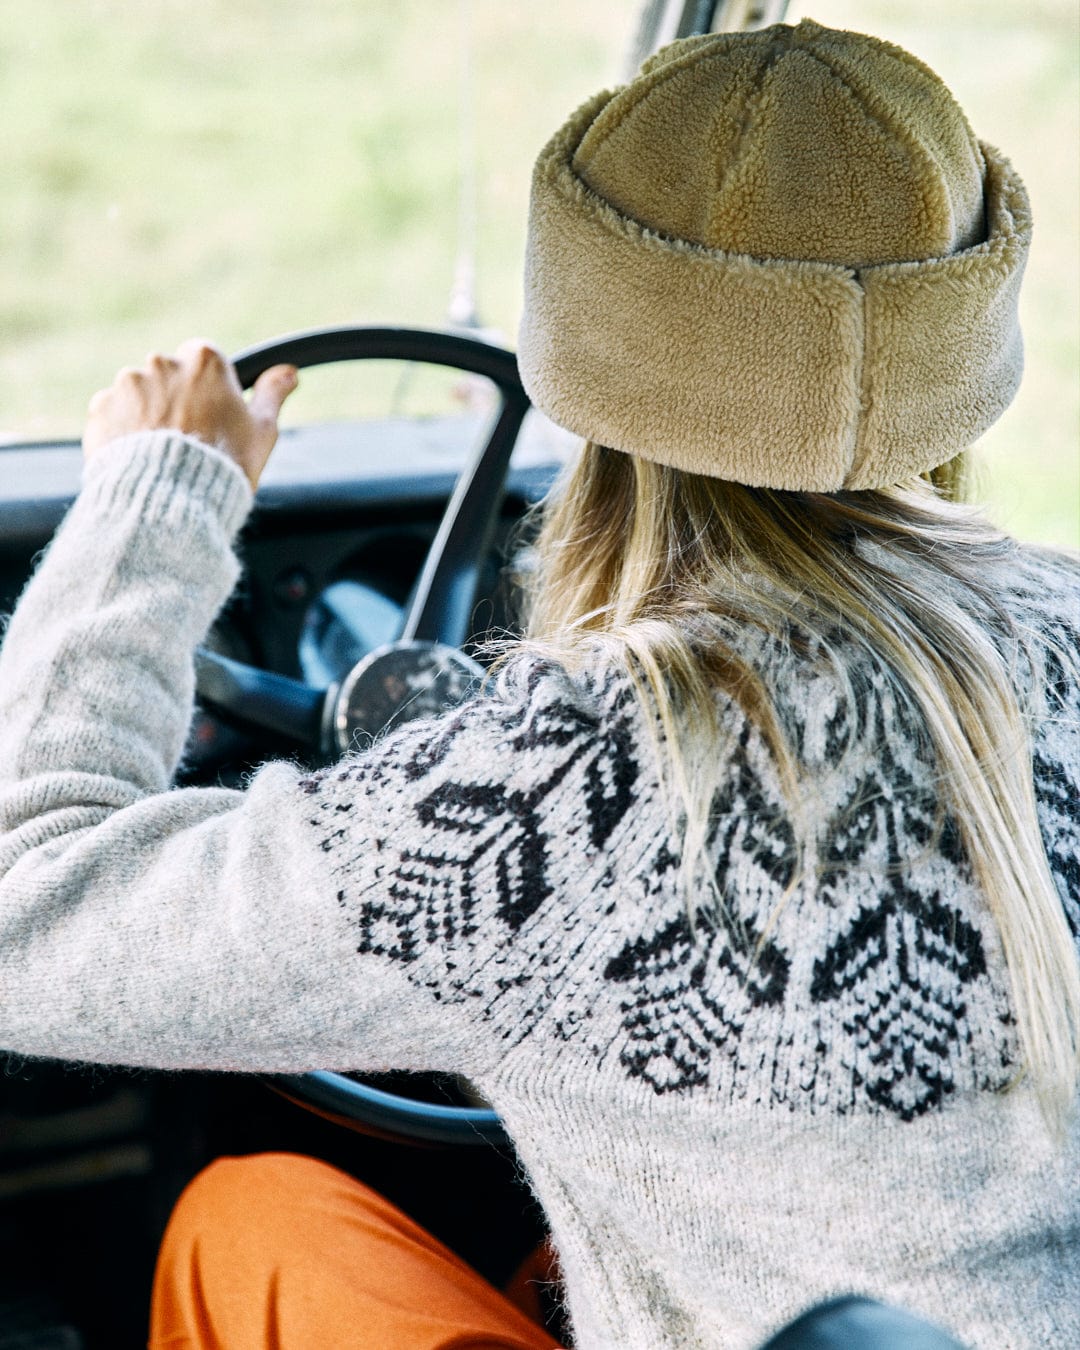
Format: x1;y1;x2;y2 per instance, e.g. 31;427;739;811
518;20;1031;491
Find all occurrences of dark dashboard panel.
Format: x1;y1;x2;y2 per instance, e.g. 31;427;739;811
0;413;567;527
0;413;568;651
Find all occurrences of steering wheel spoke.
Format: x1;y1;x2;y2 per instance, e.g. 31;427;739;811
400;395;530;646
194;648;329;749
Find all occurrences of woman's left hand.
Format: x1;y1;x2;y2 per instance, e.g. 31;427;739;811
82;339;298;488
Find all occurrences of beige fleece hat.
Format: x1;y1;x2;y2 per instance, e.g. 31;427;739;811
518;20;1031;491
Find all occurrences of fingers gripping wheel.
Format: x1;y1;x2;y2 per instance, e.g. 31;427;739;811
197;326;531;1147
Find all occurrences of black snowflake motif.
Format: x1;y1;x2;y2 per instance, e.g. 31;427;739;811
810;880;987;1119
300;604;1080;1115
708;731;798;891
603;912;789;1094
507;693;637;848
400;709;479;783
340;682;640;1010
582;713;637;849
414;781;552;931
1033;748;1080;937
597;733;795;1094
354;780;552;966
820;760;941;891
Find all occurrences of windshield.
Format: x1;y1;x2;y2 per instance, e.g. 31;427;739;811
1;0;1076;546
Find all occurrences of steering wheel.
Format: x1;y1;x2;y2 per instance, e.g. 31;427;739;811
196;325;531;1148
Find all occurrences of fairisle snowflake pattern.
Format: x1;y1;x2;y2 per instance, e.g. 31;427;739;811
300;591;1078;1120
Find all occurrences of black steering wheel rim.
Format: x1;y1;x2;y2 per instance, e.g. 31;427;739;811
272;1071;509;1148
207;325;530;1148
235;323;531;652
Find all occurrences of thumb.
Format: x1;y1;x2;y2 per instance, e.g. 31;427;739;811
248;364;299;427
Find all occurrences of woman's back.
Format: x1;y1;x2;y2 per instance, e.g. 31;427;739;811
297;539;1079;1347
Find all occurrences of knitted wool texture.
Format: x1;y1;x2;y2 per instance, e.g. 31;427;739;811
518;20;1032;490
0;437;1077;1347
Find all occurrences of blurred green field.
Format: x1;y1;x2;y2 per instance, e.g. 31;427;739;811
0;0;1076;546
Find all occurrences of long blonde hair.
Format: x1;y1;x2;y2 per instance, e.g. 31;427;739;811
520;442;1080;1126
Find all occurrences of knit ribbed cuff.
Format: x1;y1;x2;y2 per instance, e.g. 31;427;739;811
80;431;254;543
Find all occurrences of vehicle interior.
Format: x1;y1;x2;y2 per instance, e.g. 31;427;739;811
0;1;1075;1345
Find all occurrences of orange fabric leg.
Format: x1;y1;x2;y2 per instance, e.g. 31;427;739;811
502;1240;563;1333
148;1152;563;1350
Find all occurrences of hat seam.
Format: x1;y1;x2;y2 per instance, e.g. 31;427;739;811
845;279;871;487
783;39;951;259
543;103;857;282
556;154;855;282
709;43;791;242
868;37;985;171
574;26;797;181
862;145;1028;284
572;26;965;268
566;139;1022;288
554;139;1019;282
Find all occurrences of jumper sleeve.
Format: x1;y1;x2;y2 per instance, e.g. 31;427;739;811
0;433;523;1077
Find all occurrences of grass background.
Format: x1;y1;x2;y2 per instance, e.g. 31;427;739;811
0;0;1075;547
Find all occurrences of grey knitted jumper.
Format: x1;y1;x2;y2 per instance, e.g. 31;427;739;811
0;434;1077;1349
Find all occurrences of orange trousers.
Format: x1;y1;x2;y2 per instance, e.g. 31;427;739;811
149;1152;564;1350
